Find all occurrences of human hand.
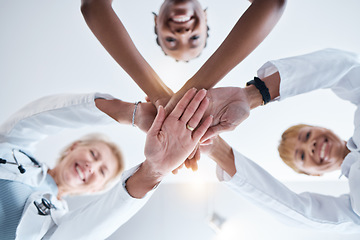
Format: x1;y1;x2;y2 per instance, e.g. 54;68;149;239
175;138;214;173
146;95;173;110
144;88;213;178
163;89;187;116
164;90;202;174
134;102;157;133
171;143;201;174
201;87;251;142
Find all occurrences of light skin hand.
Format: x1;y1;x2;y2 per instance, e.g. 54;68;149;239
169;73;280;172
200;71;281;142
146;95;202;169
144;88;212;178
172;143;201;174
125;88;213;198
134;102;157;133
201;87;252;142
200;136;236;177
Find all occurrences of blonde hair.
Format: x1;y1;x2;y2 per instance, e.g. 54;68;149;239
58;133;124;185
278;124;311;175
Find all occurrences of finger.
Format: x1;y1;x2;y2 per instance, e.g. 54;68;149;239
148;105;166;136
145;96;151;102
170;88;197;120
200;138;213;145
200;123;234;143
164;99;175;116
193;148;201;161
179;89;207;123
188;144;199;160
192;115;213;142
185;159;191;169
172;163;184;174
186;96;209;130
190;154;199;171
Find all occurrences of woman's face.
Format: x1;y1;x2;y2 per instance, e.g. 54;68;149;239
155;0;208;61
289;126;348;176
54;141;119;195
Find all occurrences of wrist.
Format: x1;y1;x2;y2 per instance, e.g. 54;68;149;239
95;98;134;124
208;137;236;177
125;161;163;199
132;101;141;127
140;160;166;184
208;137;232;160
150;92;173;107
243;85;263;109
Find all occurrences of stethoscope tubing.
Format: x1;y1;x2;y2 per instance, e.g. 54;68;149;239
0;149;41;174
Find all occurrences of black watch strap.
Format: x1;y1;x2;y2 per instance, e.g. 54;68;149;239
246;77;271;105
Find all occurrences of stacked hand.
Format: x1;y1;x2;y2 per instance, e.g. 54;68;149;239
141;87;252;175
134;102;157;132
143;88;213;178
202;87;251;141
170;87;252;173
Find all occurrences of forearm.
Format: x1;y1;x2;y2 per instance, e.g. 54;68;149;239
179;0;286;93
222;149;360;232
81;0;173;103
207;137;236;177
125;161;163;199
95;98;133;125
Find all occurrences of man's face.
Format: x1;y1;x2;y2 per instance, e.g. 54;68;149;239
289;126;347;176
155;0;208;61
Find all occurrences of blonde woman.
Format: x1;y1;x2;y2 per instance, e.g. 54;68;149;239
200;48;360;232
0;88;211;239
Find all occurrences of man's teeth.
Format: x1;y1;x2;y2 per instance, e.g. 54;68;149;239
320;142;328;161
76;166;85;181
172;16;191;22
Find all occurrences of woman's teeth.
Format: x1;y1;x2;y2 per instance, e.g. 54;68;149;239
76;166;85;181
320;142;328;161
172;16;191;22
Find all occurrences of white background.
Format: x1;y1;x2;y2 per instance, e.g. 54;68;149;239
1;0;360;239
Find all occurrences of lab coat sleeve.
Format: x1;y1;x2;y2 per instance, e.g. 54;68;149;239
345;152;360;216
257;48;360;101
216;149;360;233
0;93;115;151
49;165;154;240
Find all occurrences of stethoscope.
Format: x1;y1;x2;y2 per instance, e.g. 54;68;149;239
0;149;41;174
0;149;54;215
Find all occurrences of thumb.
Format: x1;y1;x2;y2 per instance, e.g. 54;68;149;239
144;96;151;102
148;105;166;136
164;98;176;117
200;124;227;143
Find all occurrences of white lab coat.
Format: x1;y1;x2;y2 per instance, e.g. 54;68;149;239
0;93;152;239
217;49;360;232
